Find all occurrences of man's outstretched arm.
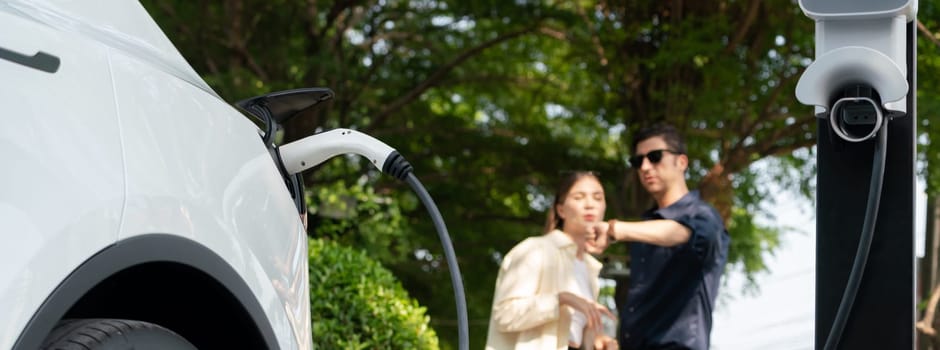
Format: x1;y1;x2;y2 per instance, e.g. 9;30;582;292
606;219;691;247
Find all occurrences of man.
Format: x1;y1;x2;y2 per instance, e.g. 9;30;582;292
595;123;730;350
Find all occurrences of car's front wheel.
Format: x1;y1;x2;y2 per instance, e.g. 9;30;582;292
41;319;197;350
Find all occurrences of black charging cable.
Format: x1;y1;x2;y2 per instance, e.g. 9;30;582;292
823;120;888;350
385;153;469;350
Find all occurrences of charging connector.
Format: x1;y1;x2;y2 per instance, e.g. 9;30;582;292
278;128;396;174
828;85;886;143
277;128;469;350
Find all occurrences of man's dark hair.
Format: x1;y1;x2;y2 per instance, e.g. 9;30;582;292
631;123;687;154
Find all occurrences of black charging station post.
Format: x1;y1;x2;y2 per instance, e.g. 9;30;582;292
814;18;916;350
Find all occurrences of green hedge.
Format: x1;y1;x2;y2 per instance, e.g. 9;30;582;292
309;238;440;349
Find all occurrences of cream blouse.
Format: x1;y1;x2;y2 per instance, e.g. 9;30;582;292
485;230;602;350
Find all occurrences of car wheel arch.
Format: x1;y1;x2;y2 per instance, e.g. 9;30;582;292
13;234;279;350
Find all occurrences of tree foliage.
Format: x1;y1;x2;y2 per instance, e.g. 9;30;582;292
912;3;940;348
919;2;940;195
141;1;940;348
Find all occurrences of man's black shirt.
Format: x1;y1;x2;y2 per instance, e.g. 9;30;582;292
618;191;730;350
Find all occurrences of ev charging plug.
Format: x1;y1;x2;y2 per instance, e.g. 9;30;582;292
277;128;412;179
276;128;469;350
239;88;466;349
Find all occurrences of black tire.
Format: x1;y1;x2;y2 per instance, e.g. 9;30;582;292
41;319;197;350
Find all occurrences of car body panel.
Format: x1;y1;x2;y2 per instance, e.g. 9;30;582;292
0;1;311;348
0;8;124;349
111;49;310;349
0;0;216;96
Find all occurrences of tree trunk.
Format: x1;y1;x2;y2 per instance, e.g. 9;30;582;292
918;195;940;349
698;163;734;225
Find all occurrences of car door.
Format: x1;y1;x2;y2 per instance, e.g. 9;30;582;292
0;4;123;349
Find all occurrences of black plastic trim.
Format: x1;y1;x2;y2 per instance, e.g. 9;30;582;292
382;151;413;180
235;88;334;124
0;46;59;73
13;234;280;350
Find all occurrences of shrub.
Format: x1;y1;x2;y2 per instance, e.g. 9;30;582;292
309;238;439;349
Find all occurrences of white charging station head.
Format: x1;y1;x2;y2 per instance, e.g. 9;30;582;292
798;0;917;21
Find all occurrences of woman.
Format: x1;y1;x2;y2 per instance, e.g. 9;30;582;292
485;171;618;350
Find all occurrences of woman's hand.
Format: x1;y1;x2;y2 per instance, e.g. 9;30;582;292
594;334;619;350
558;292;615;330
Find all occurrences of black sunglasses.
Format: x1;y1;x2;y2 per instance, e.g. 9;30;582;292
629;149;681;168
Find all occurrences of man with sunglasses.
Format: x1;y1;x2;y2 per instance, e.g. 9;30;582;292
593;123;730;350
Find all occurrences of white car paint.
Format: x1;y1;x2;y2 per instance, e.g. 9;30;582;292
0;0;310;349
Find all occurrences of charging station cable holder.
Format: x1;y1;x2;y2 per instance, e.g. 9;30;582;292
795;46;908;143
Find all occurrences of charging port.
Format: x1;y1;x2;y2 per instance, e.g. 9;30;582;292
840;101;878;125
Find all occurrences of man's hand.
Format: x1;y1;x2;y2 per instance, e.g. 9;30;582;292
586;221;611;254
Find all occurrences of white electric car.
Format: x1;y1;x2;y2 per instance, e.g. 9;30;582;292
1;1;314;348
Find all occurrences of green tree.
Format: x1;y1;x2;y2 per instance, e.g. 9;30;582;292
141;1;940;348
913;2;940;349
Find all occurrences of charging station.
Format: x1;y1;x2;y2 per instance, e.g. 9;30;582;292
795;1;917;348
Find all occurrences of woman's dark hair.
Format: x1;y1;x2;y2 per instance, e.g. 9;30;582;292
631;123;686;154
543;171;600;233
